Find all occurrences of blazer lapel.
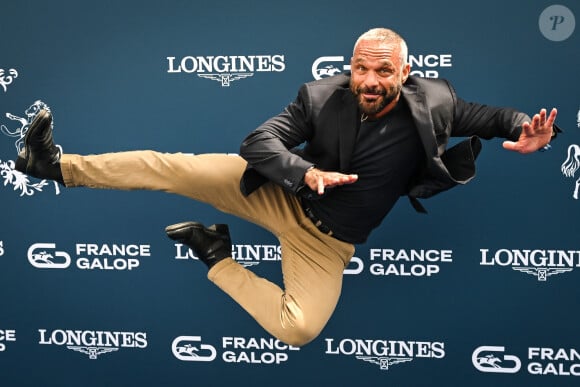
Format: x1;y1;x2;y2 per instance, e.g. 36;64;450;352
402;84;438;156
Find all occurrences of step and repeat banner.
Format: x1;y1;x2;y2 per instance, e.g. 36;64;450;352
1;1;579;386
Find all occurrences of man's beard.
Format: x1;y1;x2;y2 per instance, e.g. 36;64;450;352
351;83;402;116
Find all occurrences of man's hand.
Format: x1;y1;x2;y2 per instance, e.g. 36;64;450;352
502;108;558;154
304;167;358;195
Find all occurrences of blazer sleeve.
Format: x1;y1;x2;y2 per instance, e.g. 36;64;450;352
451;97;531;141
239;84;316;193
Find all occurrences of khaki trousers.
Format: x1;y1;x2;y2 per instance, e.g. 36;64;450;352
60;151;354;346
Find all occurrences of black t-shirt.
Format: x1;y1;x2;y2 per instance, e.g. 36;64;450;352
306;99;425;244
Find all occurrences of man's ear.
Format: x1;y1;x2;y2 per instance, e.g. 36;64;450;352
402;63;411;83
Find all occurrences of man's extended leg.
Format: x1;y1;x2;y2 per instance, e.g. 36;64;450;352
60;151;249;208
15;109;251;210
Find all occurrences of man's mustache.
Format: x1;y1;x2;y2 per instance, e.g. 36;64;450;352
356;86;386;96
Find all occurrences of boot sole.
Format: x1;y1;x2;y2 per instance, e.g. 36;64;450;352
165;221;229;240
165;221;207;241
22;109;54;172
165;221;205;234
25;110;52;151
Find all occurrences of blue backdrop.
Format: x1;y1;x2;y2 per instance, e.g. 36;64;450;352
1;1;579;386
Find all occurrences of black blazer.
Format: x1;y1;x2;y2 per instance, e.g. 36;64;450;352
239;73;529;210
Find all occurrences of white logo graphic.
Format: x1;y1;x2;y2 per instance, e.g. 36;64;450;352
0;240;4;256
344;249;453;277
175;243;280;268
472;346;522;374
39;329;147;360
325;338;445;371
512;267;573;281
1;100;61;196
172;336;217;362
198;73;253;87
312;56;350;79
528;347;580;376
539;5;575;42
28;242;147;271
28;243;71;269
561;144;580;200
356;356;413;370
67;346;119;360
2;100;51;155
173;335;299;365
473;345;580;376
480;248;579;281
0;69;18;92
312;54;453;80
0;329;16;352
344;256;364;275
167;55;285;87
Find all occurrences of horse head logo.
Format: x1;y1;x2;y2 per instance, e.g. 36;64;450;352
1;100;51;153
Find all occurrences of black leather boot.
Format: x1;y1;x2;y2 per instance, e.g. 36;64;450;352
15;109;64;184
166;221;232;269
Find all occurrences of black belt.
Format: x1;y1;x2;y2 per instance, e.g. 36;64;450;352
301;204;334;237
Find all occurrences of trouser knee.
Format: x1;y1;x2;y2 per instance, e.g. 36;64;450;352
279;320;324;347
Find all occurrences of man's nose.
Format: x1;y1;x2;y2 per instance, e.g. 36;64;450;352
363;71;379;87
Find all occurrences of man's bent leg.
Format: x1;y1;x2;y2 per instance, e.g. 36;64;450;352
209;220;354;347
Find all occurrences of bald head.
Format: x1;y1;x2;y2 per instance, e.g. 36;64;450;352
353;28;408;67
